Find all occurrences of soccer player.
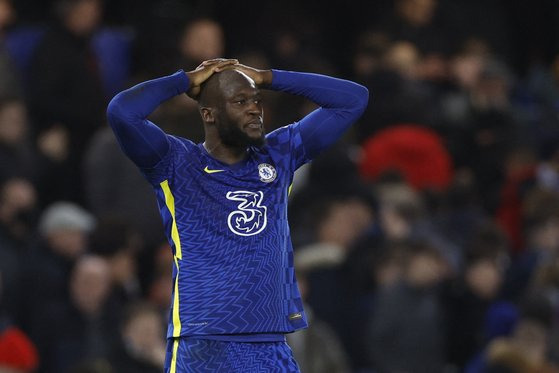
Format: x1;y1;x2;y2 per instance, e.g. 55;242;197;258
107;58;369;372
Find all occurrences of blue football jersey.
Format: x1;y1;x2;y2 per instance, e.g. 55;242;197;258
107;67;369;342
141;123;310;338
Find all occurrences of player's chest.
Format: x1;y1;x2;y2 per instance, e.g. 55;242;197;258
190;155;284;190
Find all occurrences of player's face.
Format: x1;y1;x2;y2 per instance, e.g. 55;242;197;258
216;75;265;148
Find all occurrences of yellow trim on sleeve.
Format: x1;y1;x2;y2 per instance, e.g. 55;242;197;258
160;180;182;260
288;183;293;196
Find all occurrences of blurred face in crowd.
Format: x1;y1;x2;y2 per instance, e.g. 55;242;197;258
0;0;14;31
450;54;485;90
180;19;224;62
529;217;559;256
0;178;37;240
122;307;165;361
0;100;27;146
46;229;87;259
466;258;503;300
374;256;403;289
511;319;548;365
383;41;420;80
533;217;559;254
64;0;102;36
109;249;136;285
379;205;412;241
317;198;374;249
70;256;112;316
405;251;446;288
397;0;437;27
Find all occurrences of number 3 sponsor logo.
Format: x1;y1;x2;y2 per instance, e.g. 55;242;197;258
226;191;267;236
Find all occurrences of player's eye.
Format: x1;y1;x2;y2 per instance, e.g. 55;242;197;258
235;99;246;105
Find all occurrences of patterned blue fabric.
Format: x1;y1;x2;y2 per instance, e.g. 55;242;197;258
164;338;300;373
144;126;309;338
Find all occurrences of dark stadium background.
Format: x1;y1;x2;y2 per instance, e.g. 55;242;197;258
1;0;559;372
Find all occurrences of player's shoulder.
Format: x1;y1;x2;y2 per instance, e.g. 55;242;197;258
265;123;298;147
167;135;203;158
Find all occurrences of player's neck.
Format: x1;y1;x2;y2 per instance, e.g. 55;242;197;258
203;141;248;165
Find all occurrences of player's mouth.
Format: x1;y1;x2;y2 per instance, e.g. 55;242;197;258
245;121;263;129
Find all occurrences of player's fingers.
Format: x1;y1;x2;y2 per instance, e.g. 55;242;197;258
202;58;237;66
215;64;239;72
213;60;240;72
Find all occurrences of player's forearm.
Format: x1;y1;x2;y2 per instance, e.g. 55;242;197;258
270;70;369;116
106;71;190;168
270;70;369;159
107;71;189;127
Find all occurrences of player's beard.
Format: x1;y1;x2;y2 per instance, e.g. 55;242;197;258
218;122;266;148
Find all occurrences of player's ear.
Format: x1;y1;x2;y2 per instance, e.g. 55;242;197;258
200;107;215;124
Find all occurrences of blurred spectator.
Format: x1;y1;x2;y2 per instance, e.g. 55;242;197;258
0;0;22;99
88;216;141;305
375;0;452;89
368;241;448;373
132;18;226;144
373;181;461;270
434;169;489;251
0;177;36;318
440;56;522;212
177;18;224;71
109;302;165;373
146;244;173;320
537;145;559;193
351;31;391;82
334;239;406;370
83;127;165;248
287;264;350;373
502;187;559;301
0;97;38;181
375;182;423;241
353;36;436;138
297;194;373;328
34;255;119;373
480;295;559;373
27;0;106;204
20;202;94;335
380;0;448;52
464;301;520;373
443;223;509;369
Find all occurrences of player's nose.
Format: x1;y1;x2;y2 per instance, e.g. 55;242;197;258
247;99;262;113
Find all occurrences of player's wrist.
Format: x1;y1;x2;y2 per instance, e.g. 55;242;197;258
260;70;273;86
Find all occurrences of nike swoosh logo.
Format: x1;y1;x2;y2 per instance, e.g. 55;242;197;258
204;166;225;174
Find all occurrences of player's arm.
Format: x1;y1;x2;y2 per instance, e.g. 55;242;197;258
232;64;370;159
106;59;237;168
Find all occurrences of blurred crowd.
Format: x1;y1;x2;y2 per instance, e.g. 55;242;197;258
1;0;559;372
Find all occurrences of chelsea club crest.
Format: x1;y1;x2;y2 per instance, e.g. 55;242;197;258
258;163;276;183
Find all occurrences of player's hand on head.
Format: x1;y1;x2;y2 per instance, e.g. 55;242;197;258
186;58;238;100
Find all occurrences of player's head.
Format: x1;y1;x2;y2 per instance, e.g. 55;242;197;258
198;69;265;148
